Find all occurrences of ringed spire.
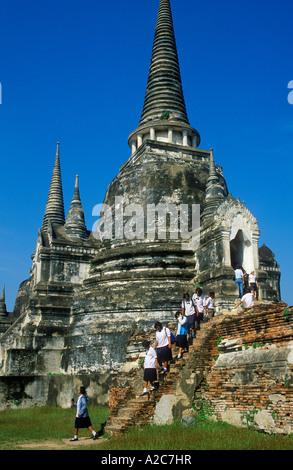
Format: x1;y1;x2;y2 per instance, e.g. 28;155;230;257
201;149;226;221
128;0;200;154
65;175;87;240
0;285;7;317
139;0;189;125
41;142;65;232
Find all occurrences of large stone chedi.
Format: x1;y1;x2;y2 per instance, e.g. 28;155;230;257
0;0;280;384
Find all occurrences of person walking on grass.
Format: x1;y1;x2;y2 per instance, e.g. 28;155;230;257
140;340;159;396
70;386;98;441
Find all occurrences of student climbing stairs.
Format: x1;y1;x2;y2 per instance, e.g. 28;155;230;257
104;322;208;437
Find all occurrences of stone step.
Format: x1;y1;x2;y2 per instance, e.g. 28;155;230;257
118;401;155;414
117;407;138;417
104;424;125;435
106;328;211;437
131;397;154;404
113;416;134;423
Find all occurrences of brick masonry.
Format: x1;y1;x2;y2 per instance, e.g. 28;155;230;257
106;304;293;436
200;304;293;434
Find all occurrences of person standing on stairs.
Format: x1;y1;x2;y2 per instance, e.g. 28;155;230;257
154;321;172;374
234;265;244;298
249;271;259;300
192;288;207;331
182;292;196;342
140;340;159;396
206;292;215;320
175;310;188;359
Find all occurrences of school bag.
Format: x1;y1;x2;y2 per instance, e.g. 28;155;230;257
164;327;176;344
170;331;176;344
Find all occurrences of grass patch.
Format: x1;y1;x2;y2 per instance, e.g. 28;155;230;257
0;406;292;450
97;419;293;451
0;406;109;450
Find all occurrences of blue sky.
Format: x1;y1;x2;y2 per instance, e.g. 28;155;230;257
0;0;292;311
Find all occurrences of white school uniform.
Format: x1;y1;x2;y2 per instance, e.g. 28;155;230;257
155;327;171;348
192;294;206;313
241;293;254;308
144;346;157;369
206;296;214;310
182;298;195;317
249;274;256;284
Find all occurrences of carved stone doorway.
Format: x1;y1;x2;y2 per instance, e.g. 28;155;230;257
230;229;245;268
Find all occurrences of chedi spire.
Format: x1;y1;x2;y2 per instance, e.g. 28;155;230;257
65;175;87;240
139;0;189;126
0;285;8;317
201;149;226;221
128;0;200;153
42;143;65;232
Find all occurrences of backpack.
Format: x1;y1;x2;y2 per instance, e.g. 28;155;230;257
170;331;176;344
164;327;176;344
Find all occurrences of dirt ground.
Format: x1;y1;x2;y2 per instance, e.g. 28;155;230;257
18;436;107;450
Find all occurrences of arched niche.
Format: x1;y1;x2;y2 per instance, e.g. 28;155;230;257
230;227;254;273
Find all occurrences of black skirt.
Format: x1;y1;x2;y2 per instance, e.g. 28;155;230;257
176;334;188;349
186;314;196;329
144;368;157;382
157;345;172;363
75;416;92;429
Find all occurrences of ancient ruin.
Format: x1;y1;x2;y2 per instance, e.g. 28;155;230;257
0;0;288;435
106;304;293;436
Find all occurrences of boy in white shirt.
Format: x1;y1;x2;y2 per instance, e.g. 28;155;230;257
140;340;158;396
249;271;259;300
235;287;255;312
192;288;206;330
206;292;215;319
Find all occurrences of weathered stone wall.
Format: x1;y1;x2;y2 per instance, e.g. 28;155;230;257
0;372;114;410
106;305;293;435
193;305;293;434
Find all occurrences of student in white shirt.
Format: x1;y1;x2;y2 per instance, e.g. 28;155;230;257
206;292;215;319
235;287;255;311
192;288;206;330
140;340;158;396
249;271;259;300
154;321;172;374
182;292;196;340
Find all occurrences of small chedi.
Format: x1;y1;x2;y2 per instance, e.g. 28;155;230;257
0;0;283;429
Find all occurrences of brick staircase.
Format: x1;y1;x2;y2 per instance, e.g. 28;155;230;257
104;329;202;437
104;303;293;437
